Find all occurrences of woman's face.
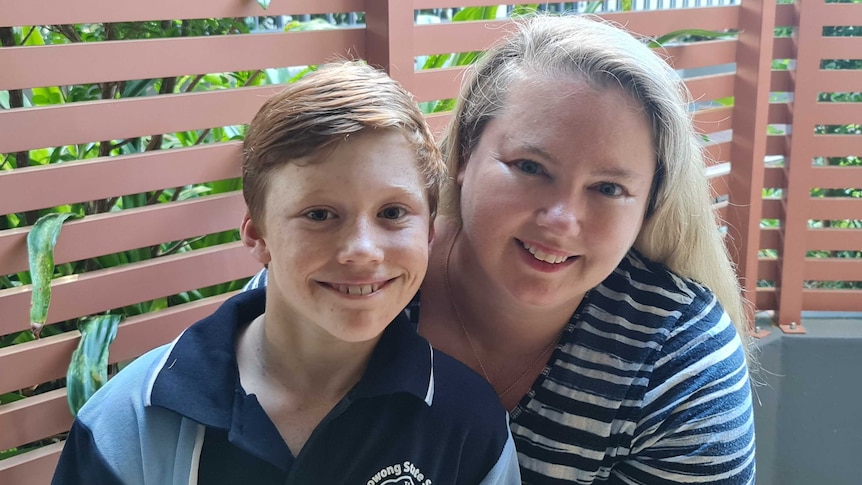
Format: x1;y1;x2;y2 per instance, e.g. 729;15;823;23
456;77;656;310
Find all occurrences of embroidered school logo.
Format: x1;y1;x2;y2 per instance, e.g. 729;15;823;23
366;461;433;485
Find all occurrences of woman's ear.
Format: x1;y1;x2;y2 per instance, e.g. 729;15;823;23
455;160;467;186
428;218;436;244
240;212;271;265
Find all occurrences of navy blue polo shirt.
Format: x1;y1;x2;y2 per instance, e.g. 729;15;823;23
52;288;520;485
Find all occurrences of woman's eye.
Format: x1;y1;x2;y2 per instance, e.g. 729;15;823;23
515;160;544;175
379;207;406;220
597;182;624;197
305;209;333;221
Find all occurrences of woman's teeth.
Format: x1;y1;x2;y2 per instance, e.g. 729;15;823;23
523;242;570;264
335;284;380;295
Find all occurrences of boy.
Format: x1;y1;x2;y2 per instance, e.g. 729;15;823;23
52;62;520;484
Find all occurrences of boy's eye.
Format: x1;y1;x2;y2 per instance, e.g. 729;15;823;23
596;182;624;197
378;206;406;220
515;160;544;175
305;209;334;221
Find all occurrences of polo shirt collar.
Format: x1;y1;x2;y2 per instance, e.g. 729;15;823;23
148;288;434;430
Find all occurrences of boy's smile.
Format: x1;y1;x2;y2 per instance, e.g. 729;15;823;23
242;130;431;346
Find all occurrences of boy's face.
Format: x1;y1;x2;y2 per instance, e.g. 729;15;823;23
241;130;431;344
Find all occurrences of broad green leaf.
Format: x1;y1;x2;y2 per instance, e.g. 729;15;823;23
511;4;539;18
584;1;604;14
649;29;737;48
27;212;80;337
22;27;65;105
0;330;34;348
257;0;270;10
66;314;121;416
178;185;213;201
0;392;25;404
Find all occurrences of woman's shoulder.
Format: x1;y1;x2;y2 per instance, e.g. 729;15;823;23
582;249;726;343
598;249;717;314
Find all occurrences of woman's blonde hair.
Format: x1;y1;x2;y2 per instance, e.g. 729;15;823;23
440;15;751;351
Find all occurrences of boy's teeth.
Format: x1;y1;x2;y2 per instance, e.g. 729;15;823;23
337;284;379;295
523;243;569;264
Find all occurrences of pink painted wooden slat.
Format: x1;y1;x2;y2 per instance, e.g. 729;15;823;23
768;103;791;125
703;141;732;167
685;73;735;103
820;38;862;61
775;3;795;27
809;166;862;189
693;106;733;135
807;197;862;221
762;199;782;220
813;70;862;93
776;0;821;328
1;29;365;91
0;389;71;452
0;143;241;215
812;135;862;157
805;258;862;282
601;5;739;37
413;0;508;8
807;229;862;251
412;67;469;103
756;288;777;311
0;85;281;154
771;70;793;92
603;6;741;37
0;441;63;485
0;292;234;396
765;134;789;156
811;102;862;126
365;0;415;90
662;39;736;71
0;0;364;27
803;289;862;312
772;37;795;60
413;19;516;56
727;2;775;322
815;3;862;28
764;166;786;188
0;242;258;336
758;258;778;281
425;112;452;139
760;227;780;250
0;193;246;276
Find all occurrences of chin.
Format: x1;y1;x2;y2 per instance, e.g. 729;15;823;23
332;320;391;343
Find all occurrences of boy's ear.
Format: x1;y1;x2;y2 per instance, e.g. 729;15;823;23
240;212;271;265
428;218;436;244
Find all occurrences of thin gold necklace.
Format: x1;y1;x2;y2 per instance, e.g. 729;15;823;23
442;228;563;399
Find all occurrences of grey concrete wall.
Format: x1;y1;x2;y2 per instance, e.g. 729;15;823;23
753;319;862;485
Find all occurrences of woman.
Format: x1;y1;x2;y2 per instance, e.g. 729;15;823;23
248;15;755;484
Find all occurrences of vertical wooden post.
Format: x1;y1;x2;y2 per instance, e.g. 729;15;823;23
365;0;415;91
727;0;777;336
776;0;822;333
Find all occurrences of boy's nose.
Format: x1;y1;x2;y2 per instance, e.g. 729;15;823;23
336;220;384;264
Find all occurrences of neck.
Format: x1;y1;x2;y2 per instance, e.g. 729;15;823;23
239;313;375;397
443;221;577;353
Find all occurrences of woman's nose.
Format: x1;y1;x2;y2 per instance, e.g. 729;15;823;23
536;196;581;236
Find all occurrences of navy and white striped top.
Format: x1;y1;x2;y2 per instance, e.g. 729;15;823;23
245;249;756;484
